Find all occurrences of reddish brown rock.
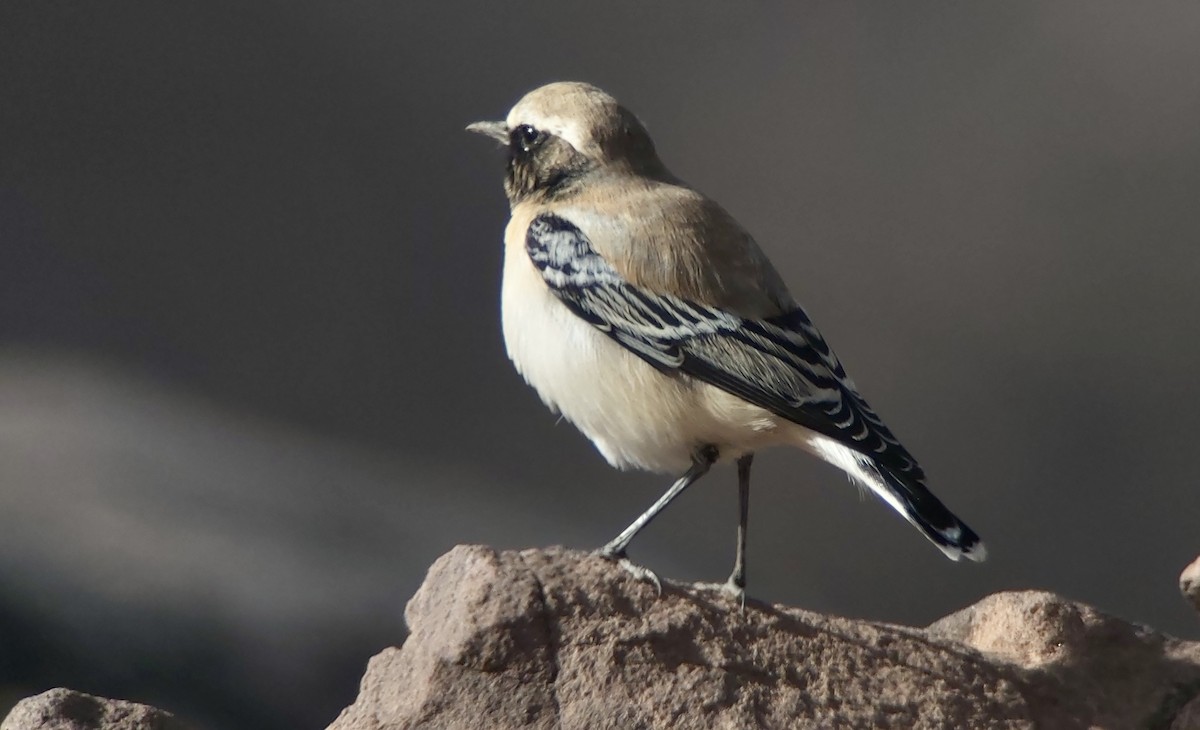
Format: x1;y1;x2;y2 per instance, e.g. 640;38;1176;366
328;545;1200;730
0;689;190;730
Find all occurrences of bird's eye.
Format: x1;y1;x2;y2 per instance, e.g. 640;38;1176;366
513;124;544;152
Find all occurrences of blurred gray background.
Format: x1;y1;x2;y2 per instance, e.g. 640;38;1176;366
3;1;1199;728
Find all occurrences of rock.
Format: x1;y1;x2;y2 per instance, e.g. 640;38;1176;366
8;548;1199;730
1183;555;1200;615
928;591;1200;728
1;689;191;730
1173;693;1200;730
328;545;1200;730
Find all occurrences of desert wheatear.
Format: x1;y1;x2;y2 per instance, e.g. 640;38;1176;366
468;82;985;599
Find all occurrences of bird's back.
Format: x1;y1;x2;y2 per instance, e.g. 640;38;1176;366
520;172;797;321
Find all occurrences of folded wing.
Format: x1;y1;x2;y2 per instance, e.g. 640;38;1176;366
525;213;923;480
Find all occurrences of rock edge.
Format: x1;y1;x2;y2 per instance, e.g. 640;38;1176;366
1;688;191;730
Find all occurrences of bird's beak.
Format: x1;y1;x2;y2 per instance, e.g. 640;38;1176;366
466;120;509;143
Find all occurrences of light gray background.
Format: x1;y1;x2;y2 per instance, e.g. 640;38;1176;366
3;2;1198;728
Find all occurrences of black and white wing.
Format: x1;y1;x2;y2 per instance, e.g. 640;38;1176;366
526;213;986;561
525;212;922;480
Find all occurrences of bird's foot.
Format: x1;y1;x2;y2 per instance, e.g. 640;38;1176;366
594;548;663;595
694;578;747;613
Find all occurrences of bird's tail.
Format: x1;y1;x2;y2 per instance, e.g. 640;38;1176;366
806;436;987;562
873;463;986;562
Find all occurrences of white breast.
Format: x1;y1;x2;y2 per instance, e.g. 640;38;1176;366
500;228;787;474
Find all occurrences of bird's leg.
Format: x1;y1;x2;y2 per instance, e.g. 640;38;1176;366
723;454;754;609
599;445;718;557
597;445;718;592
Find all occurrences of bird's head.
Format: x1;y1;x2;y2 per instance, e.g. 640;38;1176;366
467;82;665;205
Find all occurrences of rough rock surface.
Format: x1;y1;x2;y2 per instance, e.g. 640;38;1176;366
328;545;1200;730
1;689;190;730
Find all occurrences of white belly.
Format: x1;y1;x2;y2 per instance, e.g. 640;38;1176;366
501;240;787;473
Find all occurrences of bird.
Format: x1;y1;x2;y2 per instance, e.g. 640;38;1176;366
467;81;986;600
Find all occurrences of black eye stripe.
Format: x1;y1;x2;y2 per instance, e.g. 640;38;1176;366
512;124;544;152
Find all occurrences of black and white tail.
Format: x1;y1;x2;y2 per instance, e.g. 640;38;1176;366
806;435;987;562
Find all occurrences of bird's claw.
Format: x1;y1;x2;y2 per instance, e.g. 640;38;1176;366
594;549;663;595
695;579;747;613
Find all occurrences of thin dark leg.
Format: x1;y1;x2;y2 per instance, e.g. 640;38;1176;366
727;454;753;596
599;445;718;558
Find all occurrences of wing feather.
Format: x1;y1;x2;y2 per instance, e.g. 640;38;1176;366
526;213;923;479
